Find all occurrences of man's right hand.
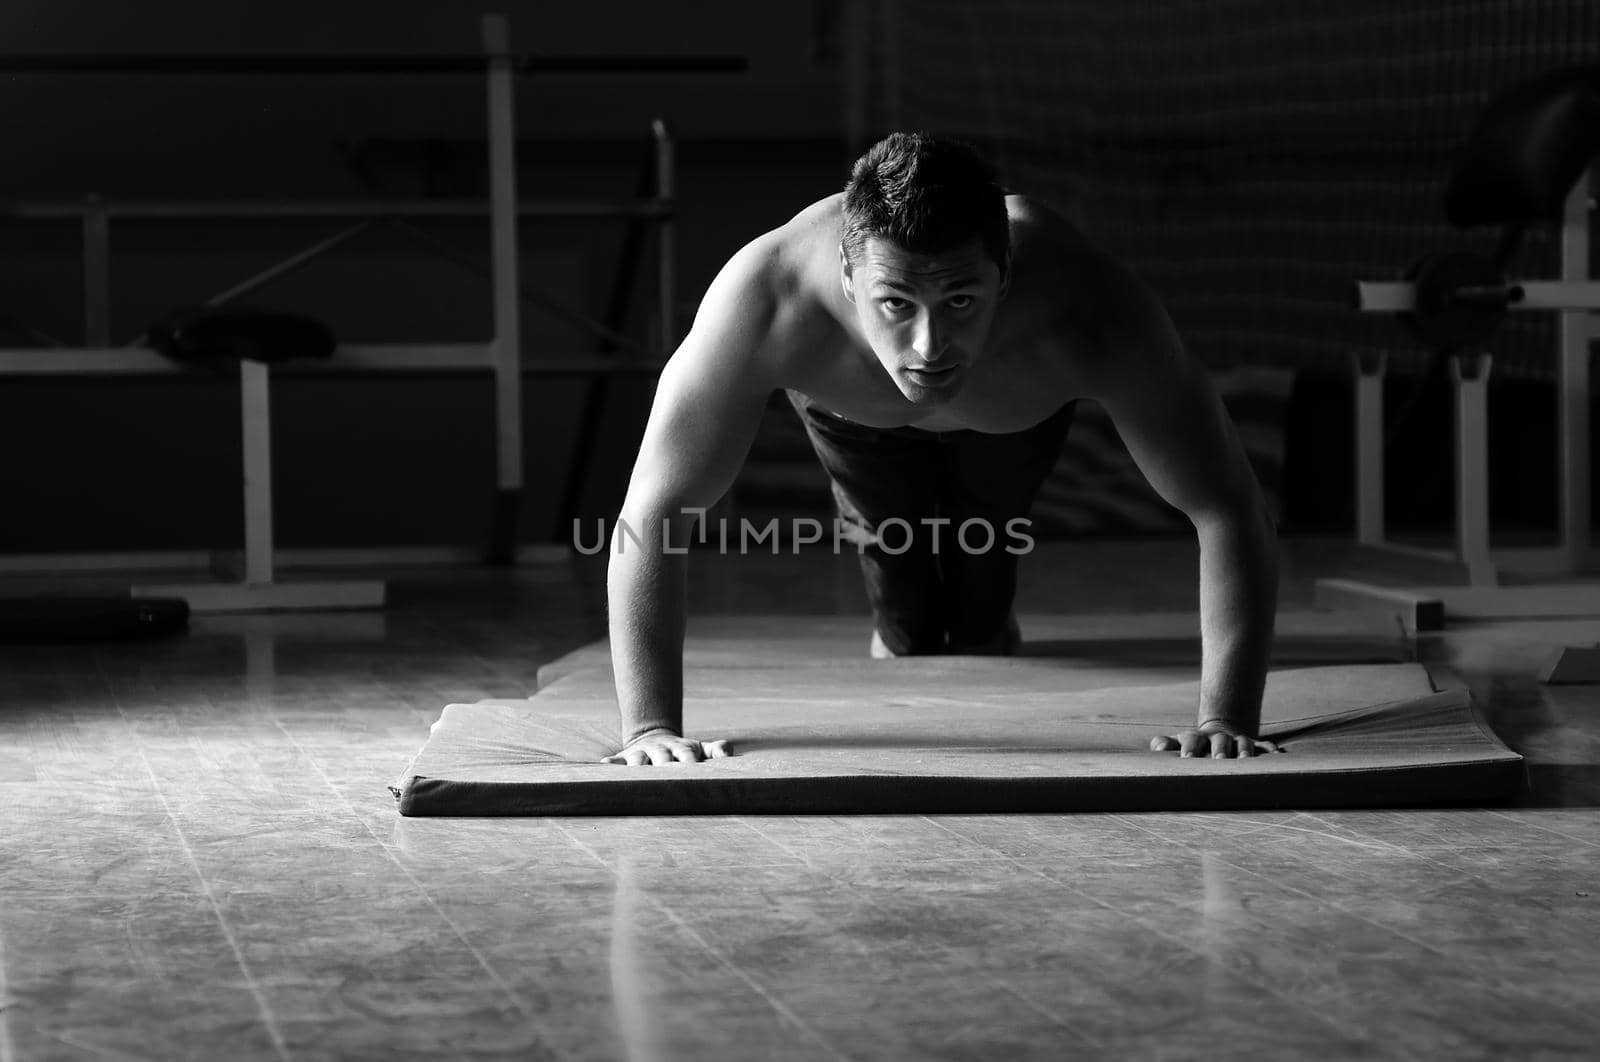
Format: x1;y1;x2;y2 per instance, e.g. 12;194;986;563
601;728;732;766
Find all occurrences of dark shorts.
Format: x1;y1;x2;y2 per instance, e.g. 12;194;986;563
786;389;1076;654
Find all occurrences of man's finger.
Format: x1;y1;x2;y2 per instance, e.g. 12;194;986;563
1208;731;1231;759
1178;732;1203;758
601;753;623;765
1235;735;1257;758
1257;737;1283;753
646;746;678;766
670;743;700;763
704;739;732;759
624;748;648;767
1150;734;1179;752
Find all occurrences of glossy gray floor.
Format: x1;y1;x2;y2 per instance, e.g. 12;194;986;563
2;540;1597;1061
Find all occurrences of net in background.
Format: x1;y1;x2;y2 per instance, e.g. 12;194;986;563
849;0;1600;381
841;0;1598;533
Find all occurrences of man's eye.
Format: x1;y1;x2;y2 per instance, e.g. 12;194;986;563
948;295;975;310
880;298;909;312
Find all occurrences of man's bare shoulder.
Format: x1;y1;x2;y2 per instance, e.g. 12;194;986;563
703;195;840;304
675;198;843;394
1005;195;1120;293
1005;196;1161;346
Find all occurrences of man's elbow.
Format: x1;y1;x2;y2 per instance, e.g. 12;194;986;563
1192;490;1278;551
609;494;708;562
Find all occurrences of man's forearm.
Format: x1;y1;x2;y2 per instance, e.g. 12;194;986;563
608;520;688;742
1195;506;1279;733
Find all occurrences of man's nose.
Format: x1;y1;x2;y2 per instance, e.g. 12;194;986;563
910;312;943;362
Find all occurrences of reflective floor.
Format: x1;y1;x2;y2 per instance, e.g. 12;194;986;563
2;539;1597;1060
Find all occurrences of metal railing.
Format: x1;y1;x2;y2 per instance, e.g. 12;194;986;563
0;14;745;607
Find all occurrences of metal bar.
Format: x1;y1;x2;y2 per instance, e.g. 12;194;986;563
81;195;110;346
200;221;372;312
556;128;662;535
1353;351;1385;547
310;343;494;370
296;350;663;375
239;360;275;586
1491;545;1600;575
1358;279;1600;313
0;54;747;75
0;348;178;374
1557;168;1592;571
0;343;492;374
0;344;668;376
0;347;492;375
654;118;677;356
1450;353;1497;587
484;14;523;563
2;198;671;221
385;219;643;352
593;135;657;351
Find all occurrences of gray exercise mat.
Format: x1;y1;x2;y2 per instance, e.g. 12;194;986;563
393;656;1522;816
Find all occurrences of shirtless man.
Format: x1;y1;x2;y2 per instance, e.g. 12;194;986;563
602;132;1279;766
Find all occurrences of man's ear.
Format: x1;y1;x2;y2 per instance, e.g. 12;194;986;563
839;244;857;304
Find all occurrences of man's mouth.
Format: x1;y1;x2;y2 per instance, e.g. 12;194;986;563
905;363;960;387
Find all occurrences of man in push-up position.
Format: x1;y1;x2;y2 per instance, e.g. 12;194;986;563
603;132;1279;765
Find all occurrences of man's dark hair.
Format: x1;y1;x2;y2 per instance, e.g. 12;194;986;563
840;131;1009;269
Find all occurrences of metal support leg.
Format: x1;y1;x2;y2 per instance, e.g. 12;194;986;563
652;118;676;356
136;361;385;611
1451;352;1497;587
1557;169;1592;571
1354;351;1386;547
241;359;275;586
483;13;524;563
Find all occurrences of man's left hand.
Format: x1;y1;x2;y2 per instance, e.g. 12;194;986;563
1149;720;1281;758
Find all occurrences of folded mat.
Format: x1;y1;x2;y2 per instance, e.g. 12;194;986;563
393;654;1522;816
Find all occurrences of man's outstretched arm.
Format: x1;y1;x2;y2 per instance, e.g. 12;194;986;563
1082;266;1280;758
603;240;779;765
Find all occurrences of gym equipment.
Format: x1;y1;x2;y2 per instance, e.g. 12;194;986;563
1319;66;1600;663
0;15;742;610
1398;250;1520;353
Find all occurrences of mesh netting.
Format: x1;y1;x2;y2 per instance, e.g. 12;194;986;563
850;0;1600;379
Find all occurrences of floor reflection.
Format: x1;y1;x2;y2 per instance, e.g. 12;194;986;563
610;853;668;1062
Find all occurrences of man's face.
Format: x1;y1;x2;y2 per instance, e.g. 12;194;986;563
841;236;1007;405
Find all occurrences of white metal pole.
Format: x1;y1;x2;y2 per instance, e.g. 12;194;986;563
653;118;676;356
1354;352;1386;547
240;359;275;586
1557;168;1592;571
1451;352;1497;587
483;13;523;547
